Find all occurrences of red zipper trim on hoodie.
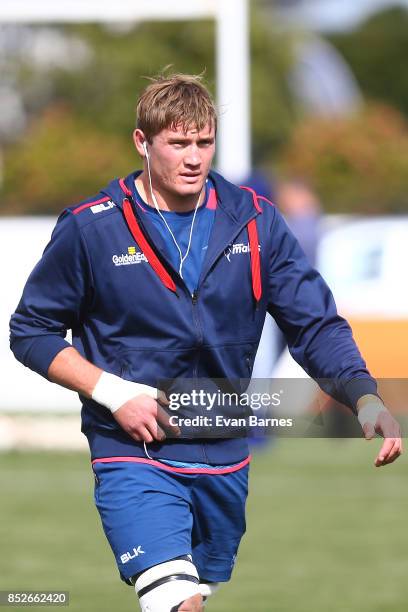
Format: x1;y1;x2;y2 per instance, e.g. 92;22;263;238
119;177;177;293
240;185;263;302
122;198;177;294
119;177;262;300
247;218;262;302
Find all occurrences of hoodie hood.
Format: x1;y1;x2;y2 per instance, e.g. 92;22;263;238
99;169;263;302
101;169;260;227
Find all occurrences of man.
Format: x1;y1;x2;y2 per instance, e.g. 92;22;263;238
9;74;402;612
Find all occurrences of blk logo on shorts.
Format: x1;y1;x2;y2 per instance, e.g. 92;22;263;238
120;545;145;563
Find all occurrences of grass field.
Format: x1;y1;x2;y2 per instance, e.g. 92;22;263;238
1;439;407;611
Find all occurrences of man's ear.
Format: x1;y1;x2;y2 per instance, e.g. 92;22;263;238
133;129;148;158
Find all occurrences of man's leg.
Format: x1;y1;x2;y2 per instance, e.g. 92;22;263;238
191;465;249;594
92;462;198;604
132;555;203;611
91;460;246;609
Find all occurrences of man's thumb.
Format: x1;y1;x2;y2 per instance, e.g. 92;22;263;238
363;422;376;440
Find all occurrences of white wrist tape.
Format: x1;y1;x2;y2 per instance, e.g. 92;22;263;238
92;371;158;413
357;403;388;428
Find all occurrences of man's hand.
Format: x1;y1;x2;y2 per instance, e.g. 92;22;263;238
113;393;180;443
90;370;180;443
357;395;403;467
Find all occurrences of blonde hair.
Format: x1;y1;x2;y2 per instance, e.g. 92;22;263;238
136;73;217;142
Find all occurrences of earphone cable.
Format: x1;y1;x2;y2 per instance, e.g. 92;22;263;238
145;145;202;281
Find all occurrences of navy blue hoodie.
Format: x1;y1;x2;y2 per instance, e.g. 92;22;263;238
9;170;377;464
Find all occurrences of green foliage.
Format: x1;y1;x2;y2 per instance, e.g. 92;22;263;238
54;20;217;141
280;103;408;213
1;105;137;215
59;16;294;161
0;11;294;214
250;13;295;160
329;7;408;119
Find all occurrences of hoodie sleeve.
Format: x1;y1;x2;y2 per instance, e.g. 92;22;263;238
9;211;93;379
266;206;377;411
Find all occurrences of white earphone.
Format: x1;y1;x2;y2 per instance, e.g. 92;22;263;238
141;138;202;285
142;141;149;158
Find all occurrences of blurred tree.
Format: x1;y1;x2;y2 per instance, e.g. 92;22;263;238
329;7;408;119
52;21;218;142
280;103;408;213
0;10;294;214
1;105;136;214
250;11;294;159
5;5;408;216
58;16;294;163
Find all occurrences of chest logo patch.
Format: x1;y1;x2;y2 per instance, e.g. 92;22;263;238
112;246;147;266
224;242;261;262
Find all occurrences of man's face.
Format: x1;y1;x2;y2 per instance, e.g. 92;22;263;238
135;122;216;199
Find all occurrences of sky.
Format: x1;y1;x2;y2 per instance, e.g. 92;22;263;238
279;0;408;31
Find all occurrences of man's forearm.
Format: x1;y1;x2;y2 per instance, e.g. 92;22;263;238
47;346;102;398
48;347;159;414
47;346;175;443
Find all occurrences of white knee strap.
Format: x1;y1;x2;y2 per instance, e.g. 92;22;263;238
135;559;201;612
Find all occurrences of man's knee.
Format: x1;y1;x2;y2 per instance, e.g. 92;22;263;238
173;593;203;611
132;556;202;612
177;579;220;609
199;581;220;600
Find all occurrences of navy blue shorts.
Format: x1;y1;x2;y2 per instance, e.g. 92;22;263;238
92;460;249;585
